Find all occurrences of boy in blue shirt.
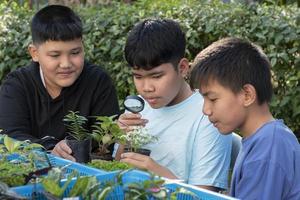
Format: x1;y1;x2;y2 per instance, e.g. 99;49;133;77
190;37;300;199
115;19;232;191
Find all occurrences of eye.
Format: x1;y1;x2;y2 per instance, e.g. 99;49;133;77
71;51;80;55
49;54;59;58
133;75;142;80
152;74;162;79
210;98;217;102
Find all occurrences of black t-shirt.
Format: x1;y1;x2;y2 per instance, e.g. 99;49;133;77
0;61;120;150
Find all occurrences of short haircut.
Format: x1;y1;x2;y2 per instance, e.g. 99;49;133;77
124;19;186;70
31;5;82;45
190;37;273;104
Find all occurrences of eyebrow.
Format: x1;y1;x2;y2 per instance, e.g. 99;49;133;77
201;91;216;97
132;71;163;76
202;92;209;96
70;47;82;51
48;47;82;53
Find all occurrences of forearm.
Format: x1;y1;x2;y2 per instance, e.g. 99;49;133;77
120;152;178;179
148;163;177;179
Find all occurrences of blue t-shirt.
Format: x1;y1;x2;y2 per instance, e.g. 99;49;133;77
230;120;300;199
141;92;232;189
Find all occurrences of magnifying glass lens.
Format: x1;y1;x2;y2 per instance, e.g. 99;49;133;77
124;95;145;113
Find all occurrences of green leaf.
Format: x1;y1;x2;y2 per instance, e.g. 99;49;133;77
41;179;63;198
3;135;21;153
69;176;90;197
97;186;113;200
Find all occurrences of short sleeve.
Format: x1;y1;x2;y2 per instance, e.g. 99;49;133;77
188;115;232;189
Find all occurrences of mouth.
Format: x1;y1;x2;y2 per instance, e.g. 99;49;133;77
57;71;74;77
213;122;218;128
209;119;218;127
144;97;159;104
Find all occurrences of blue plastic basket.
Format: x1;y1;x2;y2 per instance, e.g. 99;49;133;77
11;169;238;200
48;154;107;176
165;183;238;200
2;152;106;177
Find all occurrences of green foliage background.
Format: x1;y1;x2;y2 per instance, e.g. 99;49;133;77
0;0;299;136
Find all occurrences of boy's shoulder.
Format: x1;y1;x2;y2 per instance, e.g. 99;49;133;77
83;61;107;75
78;61;110;81
6;61;39;80
259;120;296;141
244;120;299;163
250;120;297;146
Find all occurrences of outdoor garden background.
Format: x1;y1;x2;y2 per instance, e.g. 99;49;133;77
0;0;299;140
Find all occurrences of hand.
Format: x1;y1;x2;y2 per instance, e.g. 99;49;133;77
51;140;76;162
120;152;177;179
118;113;148;132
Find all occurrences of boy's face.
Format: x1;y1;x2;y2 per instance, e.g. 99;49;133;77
29;39;84;96
200;80;246;134
132;60;189;109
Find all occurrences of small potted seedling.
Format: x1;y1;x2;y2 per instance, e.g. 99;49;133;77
120;126;157;156
90;115;125;160
121;95;157;156
63;111;91;163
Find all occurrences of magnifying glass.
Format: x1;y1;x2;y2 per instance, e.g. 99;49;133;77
124;95;145;113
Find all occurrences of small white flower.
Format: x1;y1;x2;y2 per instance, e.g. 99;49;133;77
123;126;157;150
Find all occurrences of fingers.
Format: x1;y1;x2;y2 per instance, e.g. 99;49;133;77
51;140;76;162
120;152;152;170
118;113;148;131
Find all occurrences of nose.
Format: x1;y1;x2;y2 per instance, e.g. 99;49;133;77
142;79;155;93
59;55;71;69
202;100;212;116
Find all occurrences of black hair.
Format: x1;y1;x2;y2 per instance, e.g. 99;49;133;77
190;37;273;104
31;5;82;44
124;19;186;70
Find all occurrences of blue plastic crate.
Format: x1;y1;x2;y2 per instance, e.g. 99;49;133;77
1;152;106;177
165;183;238;200
11;170;238;200
48;154;107;176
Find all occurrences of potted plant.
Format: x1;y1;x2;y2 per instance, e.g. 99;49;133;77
90;115;125;160
63;111;92;163
120;126;157;156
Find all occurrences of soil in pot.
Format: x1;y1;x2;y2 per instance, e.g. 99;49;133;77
90;152;113;161
65;136;91;163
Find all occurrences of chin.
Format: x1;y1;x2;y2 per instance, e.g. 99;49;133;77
218;128;234;135
149;105;162;109
59;80;76;88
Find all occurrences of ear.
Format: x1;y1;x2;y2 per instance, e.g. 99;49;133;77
242;84;256;107
28;44;39;62
177;58;190;78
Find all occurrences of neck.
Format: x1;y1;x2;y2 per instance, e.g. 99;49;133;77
167;81;193;106
40;66;61;99
240;102;274;138
46;86;61;99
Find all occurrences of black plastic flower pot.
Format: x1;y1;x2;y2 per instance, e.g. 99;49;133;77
65;136;91;163
124;146;151;156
